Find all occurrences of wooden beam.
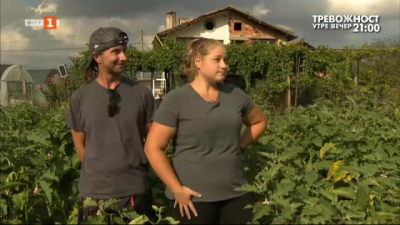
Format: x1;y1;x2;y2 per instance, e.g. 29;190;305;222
155;34;163;46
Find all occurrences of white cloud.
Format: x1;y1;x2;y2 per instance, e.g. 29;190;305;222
158;25;166;32
252;3;270;17
47;19;86;46
1;12;153;69
30;1;57;14
2;0;397;69
0;29;30;50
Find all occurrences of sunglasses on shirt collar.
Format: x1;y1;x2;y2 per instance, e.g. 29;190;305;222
107;89;119;117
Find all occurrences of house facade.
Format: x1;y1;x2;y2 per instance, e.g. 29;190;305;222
155;5;298;47
154;6;299;90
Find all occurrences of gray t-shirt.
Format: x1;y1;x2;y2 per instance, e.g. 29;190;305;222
153;83;255;202
66;77;155;199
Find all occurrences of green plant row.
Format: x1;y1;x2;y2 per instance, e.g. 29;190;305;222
240;95;400;224
1;94;399;224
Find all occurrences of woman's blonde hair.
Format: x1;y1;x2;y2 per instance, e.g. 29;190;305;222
181;38;225;81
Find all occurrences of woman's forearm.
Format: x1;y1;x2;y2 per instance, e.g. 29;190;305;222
145;148;183;194
75;145;85;162
240;122;267;149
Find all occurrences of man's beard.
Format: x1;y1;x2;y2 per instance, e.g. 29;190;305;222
108;64;125;76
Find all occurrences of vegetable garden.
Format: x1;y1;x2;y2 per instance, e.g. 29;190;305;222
1;35;399;224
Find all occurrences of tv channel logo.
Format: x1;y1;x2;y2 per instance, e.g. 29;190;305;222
25;16;60;30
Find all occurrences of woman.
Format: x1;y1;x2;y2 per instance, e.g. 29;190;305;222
144;38;267;224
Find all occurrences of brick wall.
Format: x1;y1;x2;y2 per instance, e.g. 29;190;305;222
228;12;288;45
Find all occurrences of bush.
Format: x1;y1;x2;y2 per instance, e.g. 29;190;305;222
0;104;176;224
240;95;400;224
41;73;86;107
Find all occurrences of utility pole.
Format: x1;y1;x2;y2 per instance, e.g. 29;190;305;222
140;30;144;79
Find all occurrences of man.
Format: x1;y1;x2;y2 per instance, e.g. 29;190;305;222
66;27;156;224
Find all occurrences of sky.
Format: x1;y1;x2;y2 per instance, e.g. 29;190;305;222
0;0;399;70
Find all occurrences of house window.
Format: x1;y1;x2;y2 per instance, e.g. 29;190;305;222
252;39;277;45
204;19;215;31
234;22;242;31
232;40;245;44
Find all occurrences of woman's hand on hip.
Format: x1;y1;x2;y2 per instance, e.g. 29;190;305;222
173;186;202;219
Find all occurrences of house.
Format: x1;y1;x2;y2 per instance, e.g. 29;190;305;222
155;5;298;47
154;5;299;90
288;39;316;50
134;71;166;98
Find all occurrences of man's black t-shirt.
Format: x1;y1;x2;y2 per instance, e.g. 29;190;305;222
66;77;155;199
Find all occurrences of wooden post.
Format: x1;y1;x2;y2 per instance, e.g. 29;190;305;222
140;30;144;79
31;84;33;102
155;34;164;46
22;80;27;100
354;58;360;86
295;54;300;107
283;59;291;109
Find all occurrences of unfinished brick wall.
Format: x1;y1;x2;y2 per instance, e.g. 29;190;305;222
229;12;288;45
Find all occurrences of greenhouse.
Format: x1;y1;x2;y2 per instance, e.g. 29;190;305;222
0;64;48;108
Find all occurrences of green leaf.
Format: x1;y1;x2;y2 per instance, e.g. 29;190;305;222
87;215;106;224
301;204;322;216
313;136;323;147
253;202;270;221
104;199;120;209
355;183;369;209
39;180;53;204
0;182;26;191
129;215;149;224
259;135;275;145
164;217;180;224
0;198;7;216
11;191;28;211
275;179;296;196
112;217;125;225
361;179;381;187
371;211;399;220
305;170;319;186
84;198;98;208
311;216;330;224
125;211;140;220
271;216;288;224
331;187;356;200
320;142;335;159
359;164;379;177
319;189;336;202
383;144;397;157
42;165;59;182
27;130;51;146
2;219;22;224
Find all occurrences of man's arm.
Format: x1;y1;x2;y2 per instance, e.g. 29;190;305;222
144;88;156;137
71;129;86;162
66;89;86;161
